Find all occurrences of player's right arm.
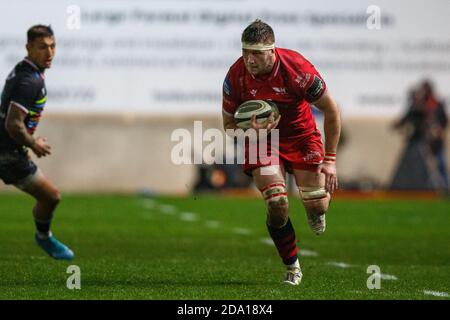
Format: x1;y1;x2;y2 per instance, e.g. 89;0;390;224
222;73;240;132
5;103;51;157
5;75;51;158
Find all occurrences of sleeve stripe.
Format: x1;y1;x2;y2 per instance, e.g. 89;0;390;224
10;101;29;114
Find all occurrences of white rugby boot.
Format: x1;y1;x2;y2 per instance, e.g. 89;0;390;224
306;211;326;235
283;260;303;286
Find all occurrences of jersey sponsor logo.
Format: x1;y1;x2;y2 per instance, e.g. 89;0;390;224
272;87;287;94
223;78;231;96
294;71;310;88
306;75;324;100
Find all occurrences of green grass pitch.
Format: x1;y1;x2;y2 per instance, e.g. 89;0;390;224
0;193;449;299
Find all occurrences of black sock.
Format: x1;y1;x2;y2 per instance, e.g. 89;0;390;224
35;218;51;236
267;218;299;265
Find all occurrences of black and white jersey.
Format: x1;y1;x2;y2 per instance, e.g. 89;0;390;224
0;58;47;151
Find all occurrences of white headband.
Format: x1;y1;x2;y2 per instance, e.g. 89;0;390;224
242;42;275;51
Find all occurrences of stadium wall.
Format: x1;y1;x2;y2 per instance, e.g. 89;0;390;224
1;114;448;194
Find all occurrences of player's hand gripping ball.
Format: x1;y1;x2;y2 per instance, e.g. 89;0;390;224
233;100;280;130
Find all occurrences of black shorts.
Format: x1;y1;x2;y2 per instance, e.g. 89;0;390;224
0;149;38;185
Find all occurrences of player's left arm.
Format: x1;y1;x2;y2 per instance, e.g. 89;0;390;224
312;91;341;194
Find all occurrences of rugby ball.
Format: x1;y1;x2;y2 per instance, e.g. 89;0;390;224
234;100;279;129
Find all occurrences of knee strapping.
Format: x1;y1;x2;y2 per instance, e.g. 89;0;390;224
261;183;288;206
260;183;289;225
299;186;330;215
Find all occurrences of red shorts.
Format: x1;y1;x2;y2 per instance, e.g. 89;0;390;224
243;130;324;175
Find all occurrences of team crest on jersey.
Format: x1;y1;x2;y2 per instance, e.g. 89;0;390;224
223;78;231;96
250;89;258;96
295;71;310;88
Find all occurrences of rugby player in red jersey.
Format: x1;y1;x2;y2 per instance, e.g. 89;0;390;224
222;20;341;285
0;25;73;260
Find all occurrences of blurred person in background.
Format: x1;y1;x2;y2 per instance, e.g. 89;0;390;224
0;25;74;260
421;80;449;193
392;80;448;193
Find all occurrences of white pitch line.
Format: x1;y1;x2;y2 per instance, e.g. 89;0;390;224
380;274;398;281
158;204;177;215
29;256;46;260
180;212;198;222
299;249;319;257
349;290;364;294
232;228;251;235
139;199;157;209
423;290;449;298
259;238;319;257
260;237;275;246
205;220;220;228
327;261;354;268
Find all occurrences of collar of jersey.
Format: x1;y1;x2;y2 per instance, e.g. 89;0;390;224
23;58;45;80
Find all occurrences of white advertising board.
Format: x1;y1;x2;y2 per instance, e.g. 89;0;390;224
0;0;449;117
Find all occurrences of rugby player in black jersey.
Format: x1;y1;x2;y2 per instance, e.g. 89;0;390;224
0;25;73;260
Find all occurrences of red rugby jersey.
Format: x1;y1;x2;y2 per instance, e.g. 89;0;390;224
222;48;326;139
